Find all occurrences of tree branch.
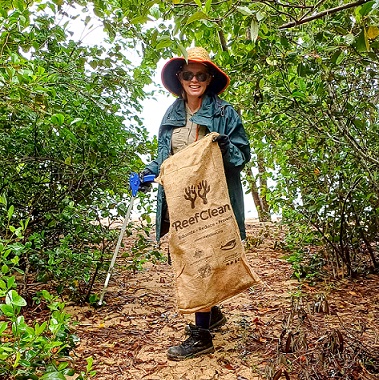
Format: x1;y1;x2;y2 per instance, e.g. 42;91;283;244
262;1;299;24
218;29;228;51
298;0;328;22
325;82;379;167
262;0;313;9
279;0;371;29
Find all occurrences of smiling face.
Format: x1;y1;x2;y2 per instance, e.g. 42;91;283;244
178;62;212;101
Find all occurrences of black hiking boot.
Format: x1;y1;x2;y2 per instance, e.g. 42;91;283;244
167;324;214;361
209;306;227;330
184;306;227;334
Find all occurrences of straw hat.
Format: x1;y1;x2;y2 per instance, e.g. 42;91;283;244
161;47;230;96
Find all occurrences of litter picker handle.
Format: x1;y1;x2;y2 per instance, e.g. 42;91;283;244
98;195;135;306
98;171;155;305
142;173;156;183
130;172;156;197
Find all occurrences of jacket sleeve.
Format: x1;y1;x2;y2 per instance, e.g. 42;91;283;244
144;132;166;176
144;114;172;176
222;107;251;171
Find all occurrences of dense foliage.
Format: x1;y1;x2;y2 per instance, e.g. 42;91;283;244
1;0;378;329
1;0;379;377
1;2;158;376
0;0;159;303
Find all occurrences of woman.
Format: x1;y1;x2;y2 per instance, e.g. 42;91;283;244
142;47;251;360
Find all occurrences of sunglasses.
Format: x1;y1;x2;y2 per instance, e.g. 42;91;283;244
178;71;212;82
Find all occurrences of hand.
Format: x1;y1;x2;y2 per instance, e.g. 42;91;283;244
213;134;230;155
138;169;153;193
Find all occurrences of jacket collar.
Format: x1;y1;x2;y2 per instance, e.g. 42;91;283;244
161;94;227;128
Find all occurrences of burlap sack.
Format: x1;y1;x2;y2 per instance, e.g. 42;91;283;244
156;132;260;313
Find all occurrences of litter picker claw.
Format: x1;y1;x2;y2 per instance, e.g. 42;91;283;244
98;172;155;305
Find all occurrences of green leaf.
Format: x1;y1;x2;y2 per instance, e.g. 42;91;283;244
0;194;6;206
156;36;172;49
19;218;29;231
186;11;208;25
61;127;77;142
0;304;14;317
359;1;375;16
70;117;83;126
331;50;345;65
7;205;14;220
266;57;277;66
13;351;21;368
0;321;8;334
237;6;253;16
62;368;75;376
256;11;265;22
40;372;66;380
6;290;27;307
292;90;305;99
86;356;94;372
84;15;91;26
7;276;16;289
57;362;69;371
51;113;65;126
2;264;9;274
205;0;212;13
297;63;309;77
250;18;259;42
35;321;47;335
88;60;97;69
131;15;150;24
355;28;370;52
14;0;25;11
178;43;188;59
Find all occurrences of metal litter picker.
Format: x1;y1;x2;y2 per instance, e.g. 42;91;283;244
98;172;155;306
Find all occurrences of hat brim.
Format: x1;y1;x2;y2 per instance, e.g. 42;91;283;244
161;57;230;96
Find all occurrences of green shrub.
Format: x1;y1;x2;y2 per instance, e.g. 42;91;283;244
0;286;96;379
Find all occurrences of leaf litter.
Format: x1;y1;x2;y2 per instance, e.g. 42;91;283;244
31;222;379;379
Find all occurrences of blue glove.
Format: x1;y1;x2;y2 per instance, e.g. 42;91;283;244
213;134;230;155
138;169;153;193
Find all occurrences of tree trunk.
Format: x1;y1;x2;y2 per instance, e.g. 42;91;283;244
246;155;271;222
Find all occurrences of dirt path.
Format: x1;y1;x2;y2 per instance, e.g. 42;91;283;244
66;222;379;380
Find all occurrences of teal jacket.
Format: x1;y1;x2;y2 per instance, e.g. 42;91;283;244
146;93;251;240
